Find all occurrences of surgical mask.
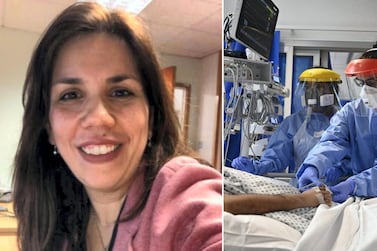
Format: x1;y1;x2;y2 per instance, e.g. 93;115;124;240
301;93;334;107
360;84;377;110
319;94;334;106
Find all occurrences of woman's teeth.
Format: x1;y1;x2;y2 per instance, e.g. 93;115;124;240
81;144;118;155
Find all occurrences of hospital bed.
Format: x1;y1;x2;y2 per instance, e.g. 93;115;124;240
223;167;377;251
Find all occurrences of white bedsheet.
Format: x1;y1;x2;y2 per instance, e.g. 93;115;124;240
224;211;301;251
295;197;377;251
224;197;377;251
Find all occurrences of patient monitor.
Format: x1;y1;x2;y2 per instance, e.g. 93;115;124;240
224;0;279;60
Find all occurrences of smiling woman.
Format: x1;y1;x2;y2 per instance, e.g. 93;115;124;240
48;33;150;194
12;2;222;251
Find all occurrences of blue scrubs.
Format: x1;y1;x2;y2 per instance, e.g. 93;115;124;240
297;99;377;197
232;109;331;174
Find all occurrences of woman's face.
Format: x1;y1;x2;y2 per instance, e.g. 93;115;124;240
48;33;150;194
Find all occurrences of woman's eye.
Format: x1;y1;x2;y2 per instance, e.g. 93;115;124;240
111;89;132;97
59;91;81;101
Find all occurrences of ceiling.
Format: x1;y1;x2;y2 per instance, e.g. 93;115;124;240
0;0;222;58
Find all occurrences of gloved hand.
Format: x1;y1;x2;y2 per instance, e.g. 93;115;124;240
231;156;257;174
329;178;355;203
298;166;322;191
325;167;345;185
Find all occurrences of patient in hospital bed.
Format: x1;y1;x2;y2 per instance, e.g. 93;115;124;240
224;166;377;251
224;185;331;215
223;166;331;234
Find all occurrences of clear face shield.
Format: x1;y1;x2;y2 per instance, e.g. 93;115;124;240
346;73;377;109
293;81;341;114
345;58;377;110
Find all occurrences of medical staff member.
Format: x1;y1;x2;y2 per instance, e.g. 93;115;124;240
231;67;344;179
297;48;377;203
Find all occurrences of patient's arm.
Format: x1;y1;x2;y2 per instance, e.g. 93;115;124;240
224;186;331;215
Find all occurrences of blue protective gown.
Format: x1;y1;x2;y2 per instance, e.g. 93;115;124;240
232;109;332;174
297;99;377;197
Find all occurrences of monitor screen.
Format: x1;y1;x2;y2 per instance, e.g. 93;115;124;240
232;0;279;60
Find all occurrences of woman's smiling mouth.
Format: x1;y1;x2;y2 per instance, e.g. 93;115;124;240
81;144;120;155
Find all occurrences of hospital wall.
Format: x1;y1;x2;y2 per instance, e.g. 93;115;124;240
0;27;38;189
161;52;221;167
0;26;220;189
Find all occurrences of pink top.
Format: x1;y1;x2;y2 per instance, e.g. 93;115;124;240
112;156;222;251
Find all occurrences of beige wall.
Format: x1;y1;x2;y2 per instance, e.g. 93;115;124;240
160;54;201;149
197;52;221;166
0;27;39;188
161;52;221;166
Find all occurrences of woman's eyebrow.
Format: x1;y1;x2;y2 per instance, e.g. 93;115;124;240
52;77;82;85
107;74;139;84
52;74;139;85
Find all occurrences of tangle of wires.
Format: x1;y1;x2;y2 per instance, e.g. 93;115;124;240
223;62;278;163
224;62;243;164
241;88;276;159
224;63;242;139
242;89;275;125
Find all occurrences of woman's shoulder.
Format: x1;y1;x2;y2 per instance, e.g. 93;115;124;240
134;155;222;250
116;155;222;250
157;156;222;182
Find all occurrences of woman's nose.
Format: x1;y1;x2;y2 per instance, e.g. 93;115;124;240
80;99;115;128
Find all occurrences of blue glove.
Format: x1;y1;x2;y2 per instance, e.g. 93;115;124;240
231;156;257;174
325;167;345;185
329;179;355;203
298;166;322;191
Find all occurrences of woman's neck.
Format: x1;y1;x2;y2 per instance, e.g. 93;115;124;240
88;191;127;225
86;191;127;251
87;210;117;251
